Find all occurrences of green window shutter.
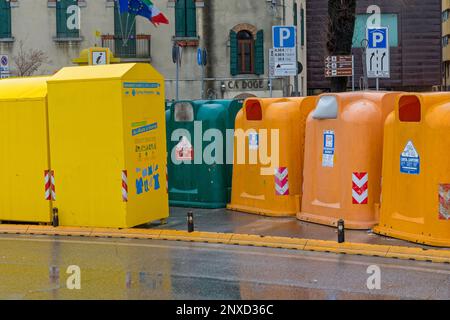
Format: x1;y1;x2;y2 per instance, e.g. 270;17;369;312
255;30;264;75
293;2;298;26
56;0;79;38
186;0;197;38
230;30;238;76
175;0;186;37
0;0;11;39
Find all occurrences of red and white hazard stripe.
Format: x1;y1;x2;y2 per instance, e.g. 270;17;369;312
275;167;289;196
45;170;56;201
352;172;368;204
122;170;128;202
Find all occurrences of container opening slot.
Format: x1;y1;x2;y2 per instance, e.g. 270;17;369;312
312;96;338;120
246;100;262;121
174;102;194;122
399;96;421;122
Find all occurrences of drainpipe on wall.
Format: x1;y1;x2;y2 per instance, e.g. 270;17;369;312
203;0;214;99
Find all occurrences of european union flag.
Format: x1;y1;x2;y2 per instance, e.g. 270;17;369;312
118;0;152;20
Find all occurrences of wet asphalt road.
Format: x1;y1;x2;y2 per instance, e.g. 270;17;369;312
0;234;449;300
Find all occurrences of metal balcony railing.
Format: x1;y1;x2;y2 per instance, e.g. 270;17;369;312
101;34;151;60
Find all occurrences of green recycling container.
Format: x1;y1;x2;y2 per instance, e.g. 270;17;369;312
166;99;243;208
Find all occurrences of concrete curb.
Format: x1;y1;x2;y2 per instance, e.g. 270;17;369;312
1;225;449;264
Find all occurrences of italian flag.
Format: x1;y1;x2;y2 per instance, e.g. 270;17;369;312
142;0;169;26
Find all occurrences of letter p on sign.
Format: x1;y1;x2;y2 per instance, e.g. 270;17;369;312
273;26;296;48
368;29;387;49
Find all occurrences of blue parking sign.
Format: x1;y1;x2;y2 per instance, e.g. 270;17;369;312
368;28;387;49
273;26;296;48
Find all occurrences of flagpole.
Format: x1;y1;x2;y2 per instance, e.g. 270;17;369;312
125;17;137;45
116;0;126;47
124;13;130;46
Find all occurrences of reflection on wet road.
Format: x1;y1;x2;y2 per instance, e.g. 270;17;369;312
0;234;449;300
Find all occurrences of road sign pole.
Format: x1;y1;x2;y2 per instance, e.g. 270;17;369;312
376;77;379;91
176;50;179;101
352;55;355;92
294;26;299;96
269;74;273;98
201;64;204;99
269;49;273;98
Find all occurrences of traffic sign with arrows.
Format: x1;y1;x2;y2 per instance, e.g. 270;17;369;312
366;27;390;78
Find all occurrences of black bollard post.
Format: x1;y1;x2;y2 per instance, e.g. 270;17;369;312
52;207;59;227
337;219;345;243
187;211;194;233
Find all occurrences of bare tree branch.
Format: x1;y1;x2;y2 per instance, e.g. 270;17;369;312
327;0;356;92
13;41;50;77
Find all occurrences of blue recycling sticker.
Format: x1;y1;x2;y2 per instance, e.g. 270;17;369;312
322;130;335;168
249;132;259;150
323;131;335;155
400;140;420;175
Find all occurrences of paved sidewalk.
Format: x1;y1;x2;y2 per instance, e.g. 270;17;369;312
146;207;449;251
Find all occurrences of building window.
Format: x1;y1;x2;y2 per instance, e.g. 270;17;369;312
230;29;264;76
443;10;449;23
175;0;197;38
237;31;254;74
56;0;80;39
443;36;449;48
352;13;399;48
0;0;11;39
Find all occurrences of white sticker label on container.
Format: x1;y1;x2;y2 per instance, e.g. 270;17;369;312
439;184;450;220
175;136;193;161
249;132;259;151
322;130;335;168
400;140;420;175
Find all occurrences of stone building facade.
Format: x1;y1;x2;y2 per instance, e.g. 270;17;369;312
0;0;307;100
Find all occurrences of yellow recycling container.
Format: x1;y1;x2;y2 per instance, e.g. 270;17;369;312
299;92;400;229
47;63;168;228
0;77;53;224
227;97;316;217
374;93;450;247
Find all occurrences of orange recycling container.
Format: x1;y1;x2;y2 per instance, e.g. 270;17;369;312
227;97;316;217
298;92;401;229
374;93;450;247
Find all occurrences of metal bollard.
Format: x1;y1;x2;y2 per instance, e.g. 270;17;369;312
52;207;59;227
187;211;194;233
337;219;345;243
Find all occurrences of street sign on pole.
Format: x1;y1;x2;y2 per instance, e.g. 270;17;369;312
0;54;10;79
273;26;296;49
324;55;354;78
366;27;390;79
272;26;298;78
273;47;297;77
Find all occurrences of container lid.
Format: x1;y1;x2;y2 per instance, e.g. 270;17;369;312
48;63;163;83
0;76;50;101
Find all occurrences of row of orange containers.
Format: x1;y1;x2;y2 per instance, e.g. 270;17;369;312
227;92;450;247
